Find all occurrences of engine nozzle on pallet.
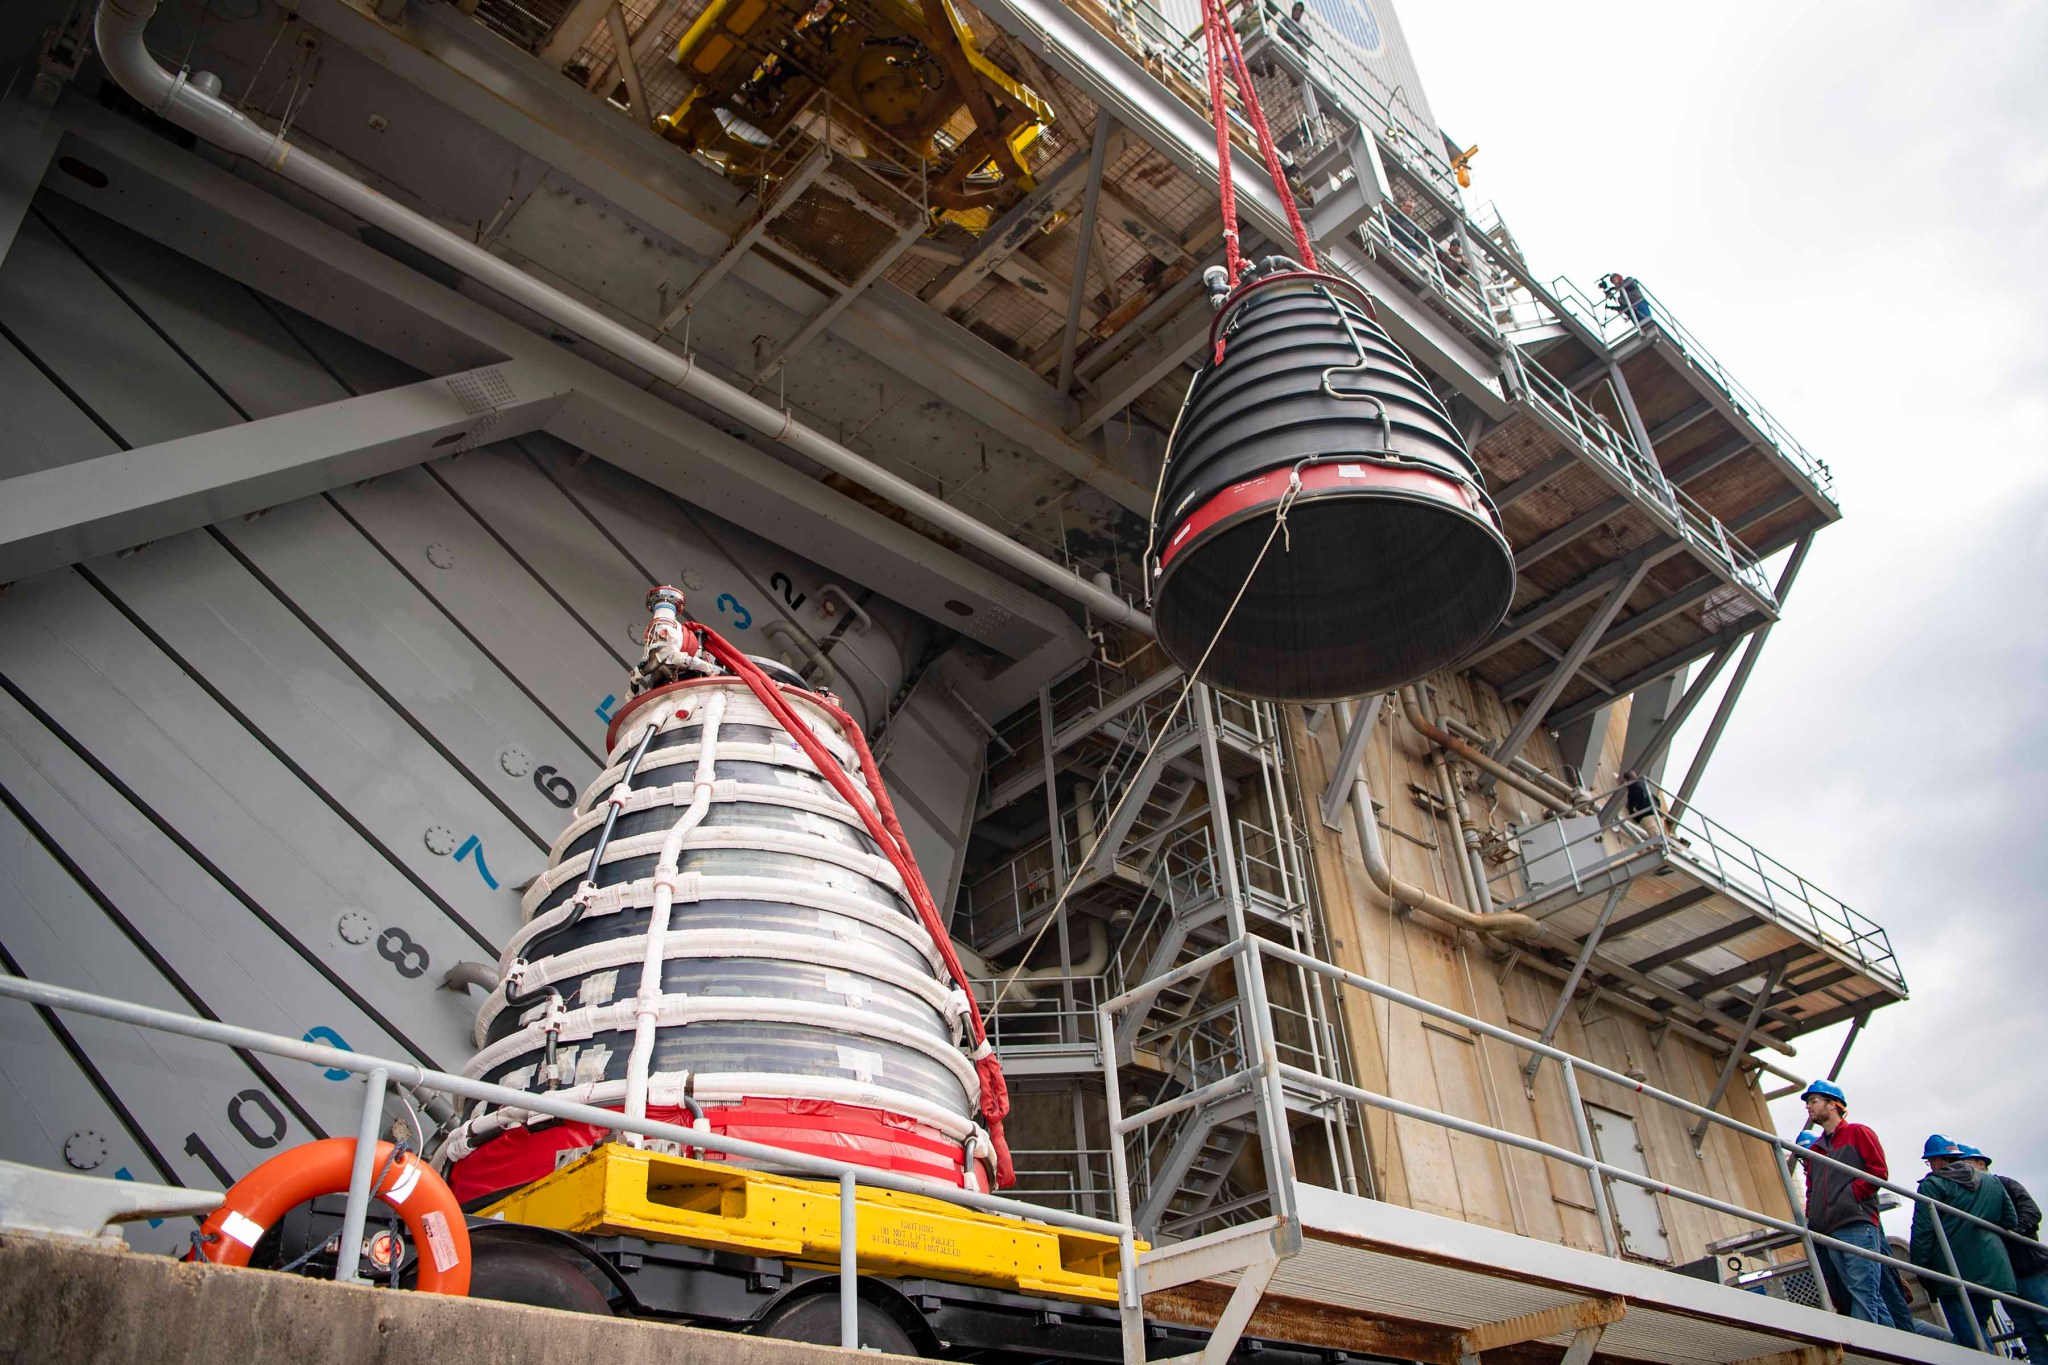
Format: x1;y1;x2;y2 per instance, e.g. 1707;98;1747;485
1151;270;1515;702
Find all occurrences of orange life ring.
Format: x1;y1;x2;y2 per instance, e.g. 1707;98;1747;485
194;1138;472;1295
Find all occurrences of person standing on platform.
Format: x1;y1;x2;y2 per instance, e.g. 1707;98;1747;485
1800;1080;1900;1327
1962;1145;2048;1361
1910;1135;2018;1350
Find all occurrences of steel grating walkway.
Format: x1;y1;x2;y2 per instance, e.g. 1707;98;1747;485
1145;1185;1978;1365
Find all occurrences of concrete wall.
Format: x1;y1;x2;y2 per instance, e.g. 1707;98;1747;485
0;1233;914;1365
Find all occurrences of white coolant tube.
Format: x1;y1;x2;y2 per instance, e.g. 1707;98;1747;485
621;689;727;1140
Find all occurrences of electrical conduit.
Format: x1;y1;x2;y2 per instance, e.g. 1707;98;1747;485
1398;687;1582;815
623;689;727;1139
91;0;1151;638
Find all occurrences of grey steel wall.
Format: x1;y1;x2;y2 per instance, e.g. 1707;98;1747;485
0;192;986;1251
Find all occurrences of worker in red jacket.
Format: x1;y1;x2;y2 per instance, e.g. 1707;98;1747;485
1801;1080;1901;1328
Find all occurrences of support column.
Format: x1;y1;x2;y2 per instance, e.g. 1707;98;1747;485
1689;957;1786;1149
0;94;62;269
1497;559;1650;769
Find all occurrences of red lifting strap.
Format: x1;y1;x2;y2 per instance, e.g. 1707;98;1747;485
1200;0;1319;292
696;629;1015;1189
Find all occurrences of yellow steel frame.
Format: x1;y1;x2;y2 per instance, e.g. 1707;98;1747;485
482;1145;1128;1304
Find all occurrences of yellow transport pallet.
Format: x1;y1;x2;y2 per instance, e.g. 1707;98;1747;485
481;1146;1128;1305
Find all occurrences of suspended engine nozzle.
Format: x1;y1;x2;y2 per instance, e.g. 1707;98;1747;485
1151;271;1515;702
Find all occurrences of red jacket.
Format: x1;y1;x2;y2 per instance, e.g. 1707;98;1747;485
1806;1122;1887;1232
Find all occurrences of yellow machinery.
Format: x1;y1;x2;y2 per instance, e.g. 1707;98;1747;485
660;0;1050;210
483;1145;1128;1304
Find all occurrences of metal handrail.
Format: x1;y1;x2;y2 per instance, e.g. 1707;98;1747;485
1242;939;2026;1349
0;971;1135;1354
1589;278;1836;502
1493;782;1903;992
1097;941;2023;1358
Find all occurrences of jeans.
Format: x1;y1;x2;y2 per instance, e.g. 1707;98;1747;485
1938;1290;2000;1351
2010;1272;2048;1360
1822;1220;1897;1327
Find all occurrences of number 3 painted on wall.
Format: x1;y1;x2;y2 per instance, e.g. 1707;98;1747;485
716;593;752;630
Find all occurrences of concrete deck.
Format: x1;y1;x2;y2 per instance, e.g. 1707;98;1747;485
0;1233;910;1364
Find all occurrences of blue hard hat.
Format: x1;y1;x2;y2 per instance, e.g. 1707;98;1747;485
1924;1134;1967;1161
1795;1131;1818;1148
1801;1079;1847;1106
1959;1144;1991;1165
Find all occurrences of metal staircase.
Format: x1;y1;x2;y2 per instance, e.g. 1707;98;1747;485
961;664;1364;1237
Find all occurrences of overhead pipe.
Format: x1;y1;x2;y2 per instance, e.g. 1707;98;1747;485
91;0;1152;636
1398;687;1584;814
1332;702;1538;942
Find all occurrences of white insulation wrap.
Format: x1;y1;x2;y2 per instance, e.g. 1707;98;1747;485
451;676;977;1157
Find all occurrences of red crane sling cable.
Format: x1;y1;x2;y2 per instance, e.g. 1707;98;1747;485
695;627;1015;1189
1200;0;1355;354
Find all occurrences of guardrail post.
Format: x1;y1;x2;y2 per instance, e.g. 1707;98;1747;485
1559;1060;1619;1257
1098;1002;1146;1365
1772;1145;1833;1312
840;1171;859;1348
335;1066;389;1284
1928;1203;1990;1351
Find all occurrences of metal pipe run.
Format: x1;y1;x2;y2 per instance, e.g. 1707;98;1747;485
92;0;1151;637
1399;687;1582;814
1333;701;1539;941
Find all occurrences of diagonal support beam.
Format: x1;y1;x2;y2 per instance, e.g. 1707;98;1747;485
1523;886;1626;1093
1455;1296;1627;1361
1319;694;1383;829
1057;111;1116;397
1690;957;1786;1148
923;140;1107;312
0;362;568;583
1495;559;1651;768
1671;533;1813;818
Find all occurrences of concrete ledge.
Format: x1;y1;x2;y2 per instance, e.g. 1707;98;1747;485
0;1233;914;1364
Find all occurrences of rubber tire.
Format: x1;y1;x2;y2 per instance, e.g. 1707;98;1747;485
757;1293;920;1354
465;1242;614;1314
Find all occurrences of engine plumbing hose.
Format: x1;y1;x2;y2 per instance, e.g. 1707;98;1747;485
695;629;1014;1188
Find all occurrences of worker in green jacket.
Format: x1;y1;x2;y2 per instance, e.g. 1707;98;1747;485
1910;1134;2018;1350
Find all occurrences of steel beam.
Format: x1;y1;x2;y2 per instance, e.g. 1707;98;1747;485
1601;886;1717;943
257;0;1158;512
1513;495;1627;570
1072;295;1211;438
1667;434;1752;485
0;96;62;268
1488;451;1578;511
1630;920;1759;977
965;0;1508;412
1689;957;1785;1148
1522;886;1626;1092
1683;946;1813;1002
1616;644;1738;780
1319;694;1383;830
1549;623;1759;731
925;143;1103;312
1827;1010;1870;1081
1058;112;1116;397
1644;399;1714;446
47;104;1083;663
1494;560;1650;767
1471;550;1674;667
1672;534;1813;816
0;363;568;582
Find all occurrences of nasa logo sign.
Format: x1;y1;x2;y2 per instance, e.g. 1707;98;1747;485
1304;0;1383;56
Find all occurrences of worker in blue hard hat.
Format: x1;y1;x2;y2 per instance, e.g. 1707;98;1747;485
1960;1144;2048;1362
1798;1079;1904;1327
1910;1135;2019;1350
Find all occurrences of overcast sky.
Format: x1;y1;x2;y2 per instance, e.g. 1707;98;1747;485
1396;0;2048;1215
